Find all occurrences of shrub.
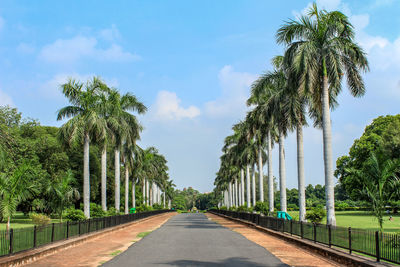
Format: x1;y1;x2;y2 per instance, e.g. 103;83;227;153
305;206;326;223
90;203;106;218
336;201;349;211
254;201;269;214
287;203;299;211
237;205;249;212
219;206;227;210
135;205;153;213
30;213;51;226
152;204;163;210
65;208;86;221
106;207;119;216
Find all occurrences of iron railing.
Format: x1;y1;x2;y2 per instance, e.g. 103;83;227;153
0;209;172;257
210;209;400;265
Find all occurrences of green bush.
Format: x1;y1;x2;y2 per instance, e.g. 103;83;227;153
336;201;349;211
237;205;249;212
30;213;51;226
305;206;326;223
106;207;120;216
135;205;153;213
254;201;269;214
152;204;163;210
90;203;106;218
65;208;86;221
287;203;299;211
219;206;227;210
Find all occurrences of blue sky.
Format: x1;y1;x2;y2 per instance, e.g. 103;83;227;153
1;0;400;192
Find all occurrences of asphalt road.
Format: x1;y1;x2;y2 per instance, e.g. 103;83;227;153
103;213;288;267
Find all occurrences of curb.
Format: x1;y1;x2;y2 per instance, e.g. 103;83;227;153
209;212;391;267
0;212;174;267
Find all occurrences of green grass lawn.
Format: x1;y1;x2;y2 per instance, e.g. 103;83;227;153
0;212;60;231
287;210;400;232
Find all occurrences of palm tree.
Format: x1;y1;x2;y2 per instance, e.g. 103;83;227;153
277;3;369;225
348;153;400;231
107;89;146;212
45;170;80;221
57;77;108;218
0;161;38;232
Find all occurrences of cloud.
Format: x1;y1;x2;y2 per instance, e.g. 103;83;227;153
205;65;257;118
16;43;35;54
152;90;200;121
39;35;140;64
99;24;121;42
0;89;14;107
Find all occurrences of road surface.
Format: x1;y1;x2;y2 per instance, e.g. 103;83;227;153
103;213;288;267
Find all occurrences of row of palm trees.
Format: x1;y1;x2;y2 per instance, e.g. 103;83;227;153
57;77;174;218
214;4;369;225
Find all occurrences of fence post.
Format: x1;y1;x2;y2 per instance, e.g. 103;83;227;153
51;223;55;242
314;223;317;243
66;221;69;239
33;225;37;248
88;219;91;233
328;225;332;248
300;221;303;239
290;220;293;236
375;231;380;262
9;229;13;254
78;221;81;236
282;219;285;233
348;227;352;254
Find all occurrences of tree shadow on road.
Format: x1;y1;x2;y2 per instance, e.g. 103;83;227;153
161;257;288;266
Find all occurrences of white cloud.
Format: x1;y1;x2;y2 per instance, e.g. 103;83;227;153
39;35;140;64
152;90;200;121
205;65;257;118
16;43;35;54
0;89;14;107
99;24;121;42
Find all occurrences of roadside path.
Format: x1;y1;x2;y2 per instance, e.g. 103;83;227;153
207;213;340;267
103;213;288;267
24;212;176;267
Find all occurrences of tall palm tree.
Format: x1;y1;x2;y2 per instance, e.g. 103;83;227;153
58;77;107;218
277;4;369;225
107;89;146;212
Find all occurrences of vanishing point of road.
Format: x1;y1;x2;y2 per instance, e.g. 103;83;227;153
103;213;288;267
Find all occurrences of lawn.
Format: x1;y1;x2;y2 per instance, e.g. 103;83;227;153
0;212;60;231
287;210;400;233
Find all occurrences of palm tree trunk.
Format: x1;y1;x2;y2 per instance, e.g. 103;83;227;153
83;133;90;218
279;131;287;212
142;179;146;205
297;125;306;221
322;75;336;225
241;169;244;206
114;149;120;212
101;146;107;211
6;216;10;234
149;184;153;206
132;179;136;208
235;179;238;207
252;165;256;207
146;179;150;206
267;131;274;213
163;191;166;208
258;145;264;202
246;165;251;208
124;166;129;214
228;182;232;208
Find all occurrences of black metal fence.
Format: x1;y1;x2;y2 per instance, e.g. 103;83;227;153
0;209;172;257
210;209;400;265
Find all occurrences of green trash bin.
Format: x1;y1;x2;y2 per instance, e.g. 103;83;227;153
130;207;136;214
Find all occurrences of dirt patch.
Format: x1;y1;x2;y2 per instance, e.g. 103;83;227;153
24;212;176;267
207;213;340;267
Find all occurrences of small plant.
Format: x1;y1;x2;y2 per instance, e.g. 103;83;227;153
110;250;122;256
219;206;227;210
152;203;163;210
65;208;86;221
106;207;119;216
135;205;153;213
305;205;326;223
90;203;106;218
30;213;51;226
254;201;269;214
